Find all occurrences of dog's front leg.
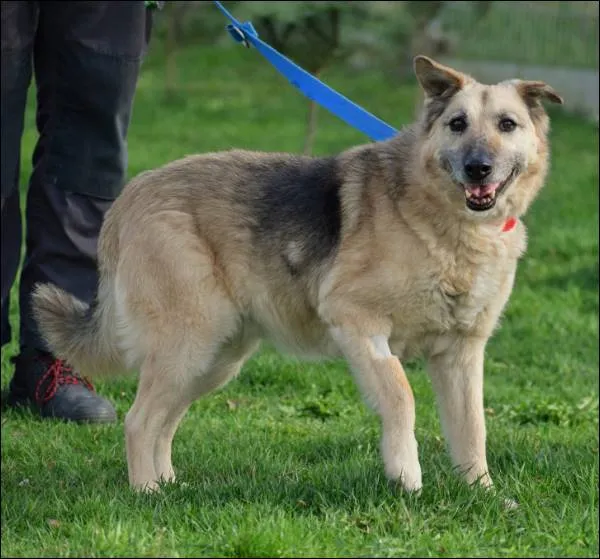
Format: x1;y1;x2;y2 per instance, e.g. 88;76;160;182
427;336;492;488
329;326;422;493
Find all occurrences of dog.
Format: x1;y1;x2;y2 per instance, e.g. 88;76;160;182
32;56;563;494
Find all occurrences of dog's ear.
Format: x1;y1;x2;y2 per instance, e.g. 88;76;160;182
513;80;564;107
413;55;468;99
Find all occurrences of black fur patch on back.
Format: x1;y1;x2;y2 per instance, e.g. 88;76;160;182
251;156;342;276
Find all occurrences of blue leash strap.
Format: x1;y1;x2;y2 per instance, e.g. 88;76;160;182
213;1;398;142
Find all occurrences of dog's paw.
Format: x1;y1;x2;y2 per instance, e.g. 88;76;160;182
386;465;423;494
399;467;423;494
382;435;423;493
132;480;161;494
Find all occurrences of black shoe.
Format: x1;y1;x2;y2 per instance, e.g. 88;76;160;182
6;348;117;424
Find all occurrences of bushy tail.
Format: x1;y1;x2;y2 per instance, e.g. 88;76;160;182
31;281;125;377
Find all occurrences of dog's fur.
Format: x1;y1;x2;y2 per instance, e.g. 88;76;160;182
32;56;563;494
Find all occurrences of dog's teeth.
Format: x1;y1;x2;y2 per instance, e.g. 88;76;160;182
465;191;473;199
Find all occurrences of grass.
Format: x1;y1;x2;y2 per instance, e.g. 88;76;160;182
1;40;599;558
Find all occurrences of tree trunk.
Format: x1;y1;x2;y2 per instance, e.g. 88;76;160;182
303;70;321;155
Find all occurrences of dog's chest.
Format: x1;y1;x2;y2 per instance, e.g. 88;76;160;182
390;256;507;351
440;262;503;329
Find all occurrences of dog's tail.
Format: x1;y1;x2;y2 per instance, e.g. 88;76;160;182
32;278;125;377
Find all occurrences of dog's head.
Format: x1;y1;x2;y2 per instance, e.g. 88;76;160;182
412;55;563;221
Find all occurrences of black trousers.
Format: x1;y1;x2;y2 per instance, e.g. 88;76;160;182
1;1;153;351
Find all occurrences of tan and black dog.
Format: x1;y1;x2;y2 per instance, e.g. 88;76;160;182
32;56;563;494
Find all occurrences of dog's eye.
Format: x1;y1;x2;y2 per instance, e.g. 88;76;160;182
448;116;468;133
499;118;517;132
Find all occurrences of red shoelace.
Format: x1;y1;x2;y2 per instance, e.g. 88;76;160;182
34;358;95;405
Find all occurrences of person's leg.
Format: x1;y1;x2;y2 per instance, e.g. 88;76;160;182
8;1;155;422
1;1;37;349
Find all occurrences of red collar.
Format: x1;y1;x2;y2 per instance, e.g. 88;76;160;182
502;217;517;233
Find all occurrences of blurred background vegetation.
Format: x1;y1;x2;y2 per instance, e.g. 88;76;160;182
148;1;598;153
155;1;599;72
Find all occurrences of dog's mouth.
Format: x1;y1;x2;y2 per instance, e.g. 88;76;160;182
462;168;517;212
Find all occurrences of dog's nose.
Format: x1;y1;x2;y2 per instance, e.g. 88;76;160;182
464;158;493;181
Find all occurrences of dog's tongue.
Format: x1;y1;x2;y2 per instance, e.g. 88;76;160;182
465;183;500;198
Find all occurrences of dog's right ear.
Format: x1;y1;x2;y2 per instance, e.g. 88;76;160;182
512;80;564;107
413;55;468;99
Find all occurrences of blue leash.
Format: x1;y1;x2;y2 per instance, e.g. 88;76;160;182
213;1;398;142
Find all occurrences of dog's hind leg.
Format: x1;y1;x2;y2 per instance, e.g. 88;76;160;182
124;309;257;492
116;219;253;491
125;336;243;493
151;328;260;485
125;354;185;492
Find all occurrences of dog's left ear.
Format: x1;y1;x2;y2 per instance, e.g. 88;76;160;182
514;80;564;107
413;55;468;99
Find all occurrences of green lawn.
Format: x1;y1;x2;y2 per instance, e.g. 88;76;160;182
1;41;598;558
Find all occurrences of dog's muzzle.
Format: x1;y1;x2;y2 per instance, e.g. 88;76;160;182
461;167;518;212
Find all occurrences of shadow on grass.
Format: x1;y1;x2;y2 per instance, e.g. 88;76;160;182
130;434;519;517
